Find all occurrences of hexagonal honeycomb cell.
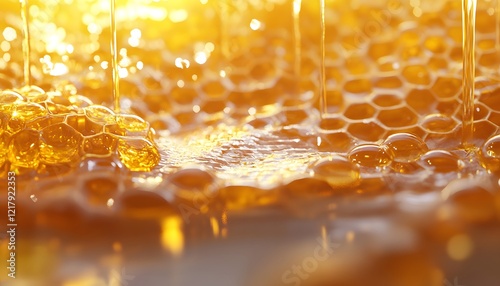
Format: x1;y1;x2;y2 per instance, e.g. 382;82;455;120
402;65;432;85
343;79;373;94
406;89;437;115
378;107;418;128
343;103;376;120
0;85;160;174
431;77;461;99
347;121;386;142
423;35;448;54
372;93;403;108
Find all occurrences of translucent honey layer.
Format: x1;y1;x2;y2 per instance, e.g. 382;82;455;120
0;1;499;209
0;85;160;174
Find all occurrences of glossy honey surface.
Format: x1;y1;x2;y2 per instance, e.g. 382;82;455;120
0;0;500;286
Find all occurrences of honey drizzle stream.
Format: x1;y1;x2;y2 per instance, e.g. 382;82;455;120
20;0;31;87
319;0;327;118
293;0;302;97
461;0;476;148
110;0;120;112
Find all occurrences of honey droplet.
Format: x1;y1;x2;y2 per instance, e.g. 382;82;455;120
383;133;428;163
312;157;361;189
422;114;457;133
418;150;463;173
348;144;393;168
20;85;48;102
479;135;500;174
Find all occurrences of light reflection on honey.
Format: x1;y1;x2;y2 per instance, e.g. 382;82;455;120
0;0;500;285
161;216;184;256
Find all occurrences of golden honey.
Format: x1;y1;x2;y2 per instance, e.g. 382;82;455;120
0;1;499;211
0;0;500;285
311;156;361;189
0;85;159;173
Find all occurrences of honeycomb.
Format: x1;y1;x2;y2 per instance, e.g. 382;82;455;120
0;85;160;174
1;4;500;284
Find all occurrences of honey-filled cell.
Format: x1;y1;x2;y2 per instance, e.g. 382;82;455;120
39;123;83;164
65;114;104;136
8;129;41;170
83;133;118;157
117;138;160;172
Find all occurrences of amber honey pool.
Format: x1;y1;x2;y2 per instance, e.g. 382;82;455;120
1;0;500;285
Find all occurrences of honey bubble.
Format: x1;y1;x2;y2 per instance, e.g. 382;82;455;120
479;135;500;174
418;150;463;173
383;133;428;163
348;144;393;168
311;157;361;189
